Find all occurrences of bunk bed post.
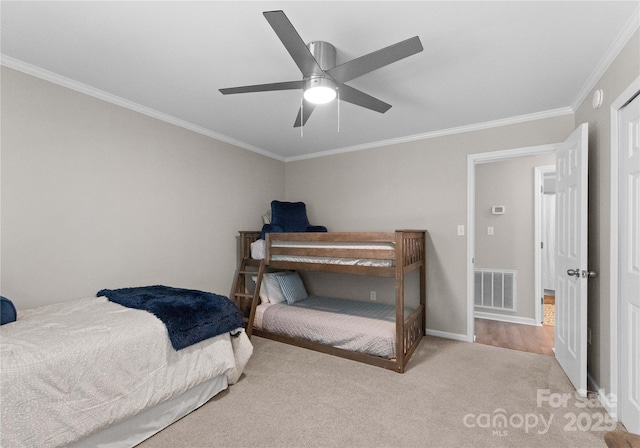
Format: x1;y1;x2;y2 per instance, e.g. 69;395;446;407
239;231;261;259
395;231;405;372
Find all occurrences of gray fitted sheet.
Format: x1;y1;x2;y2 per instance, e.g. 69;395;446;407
261;296;412;359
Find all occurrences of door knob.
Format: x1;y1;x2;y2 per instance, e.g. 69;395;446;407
567;268;597;278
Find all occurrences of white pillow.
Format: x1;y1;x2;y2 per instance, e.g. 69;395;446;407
262;271;291;304
250;240;266;260
277;272;308;305
251;276;269;304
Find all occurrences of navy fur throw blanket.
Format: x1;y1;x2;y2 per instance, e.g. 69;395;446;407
97;285;243;351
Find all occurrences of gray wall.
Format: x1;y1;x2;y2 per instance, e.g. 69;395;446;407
474;153;555;320
574;29;640;394
284;116;574;337
0;67;285;309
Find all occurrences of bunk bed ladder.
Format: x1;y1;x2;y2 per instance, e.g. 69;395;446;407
231;257;265;339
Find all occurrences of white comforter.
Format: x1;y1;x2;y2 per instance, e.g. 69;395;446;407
0;296;253;448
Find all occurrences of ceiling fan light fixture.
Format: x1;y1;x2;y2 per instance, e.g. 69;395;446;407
303;77;337;104
219;11;423;127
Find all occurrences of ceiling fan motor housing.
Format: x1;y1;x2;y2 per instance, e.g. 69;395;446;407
307;41;336;72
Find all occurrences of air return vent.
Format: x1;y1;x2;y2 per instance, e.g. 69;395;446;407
474;269;517;311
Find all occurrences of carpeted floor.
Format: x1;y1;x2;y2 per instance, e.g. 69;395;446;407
139;336;618;448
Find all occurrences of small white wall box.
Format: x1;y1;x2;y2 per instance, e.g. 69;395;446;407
492;205;506;215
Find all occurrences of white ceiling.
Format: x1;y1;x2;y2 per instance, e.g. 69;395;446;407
1;1;638;161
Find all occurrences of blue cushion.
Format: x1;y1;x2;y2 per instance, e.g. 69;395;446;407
270;201;311;232
276;272;308;305
261;201;327;239
0;296;17;325
260;223;283;240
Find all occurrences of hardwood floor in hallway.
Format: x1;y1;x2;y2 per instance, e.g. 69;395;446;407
474;318;555;356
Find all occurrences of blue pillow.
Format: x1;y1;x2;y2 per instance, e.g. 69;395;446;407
0;296;17;325
276;272;308;305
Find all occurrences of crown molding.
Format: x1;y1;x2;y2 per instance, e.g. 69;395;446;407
571;4;640;111
0;55;285;162
284;107;573;162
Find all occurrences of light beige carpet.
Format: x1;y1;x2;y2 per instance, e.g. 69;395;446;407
139;336;617;448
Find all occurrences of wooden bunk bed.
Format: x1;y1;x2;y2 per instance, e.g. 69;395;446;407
234;230;426;373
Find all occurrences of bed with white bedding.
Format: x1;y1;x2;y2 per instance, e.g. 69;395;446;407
0;295;253;448
254;296;412;358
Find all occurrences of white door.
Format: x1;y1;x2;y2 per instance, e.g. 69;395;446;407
619;93;640;434
555;123;589;397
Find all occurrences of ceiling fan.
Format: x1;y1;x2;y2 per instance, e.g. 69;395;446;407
219;10;423;128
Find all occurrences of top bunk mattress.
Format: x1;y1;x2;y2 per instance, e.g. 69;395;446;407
250;238;395;267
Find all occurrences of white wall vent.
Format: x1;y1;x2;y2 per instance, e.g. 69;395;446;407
474;269;517;311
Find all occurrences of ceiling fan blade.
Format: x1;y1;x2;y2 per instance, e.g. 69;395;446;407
327;36;423;84
293;100;316;128
219;80;304;95
338;84;391;114
263;10;323;77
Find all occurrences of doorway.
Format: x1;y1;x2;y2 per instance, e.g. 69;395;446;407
467;145;557;342
467;145;558;355
469;126;591;396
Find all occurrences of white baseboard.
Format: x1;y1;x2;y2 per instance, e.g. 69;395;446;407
587;372;618;420
426;329;469;342
474;311;539;326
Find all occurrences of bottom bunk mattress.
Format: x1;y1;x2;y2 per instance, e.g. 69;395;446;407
254;296;412;359
0;296;253;448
